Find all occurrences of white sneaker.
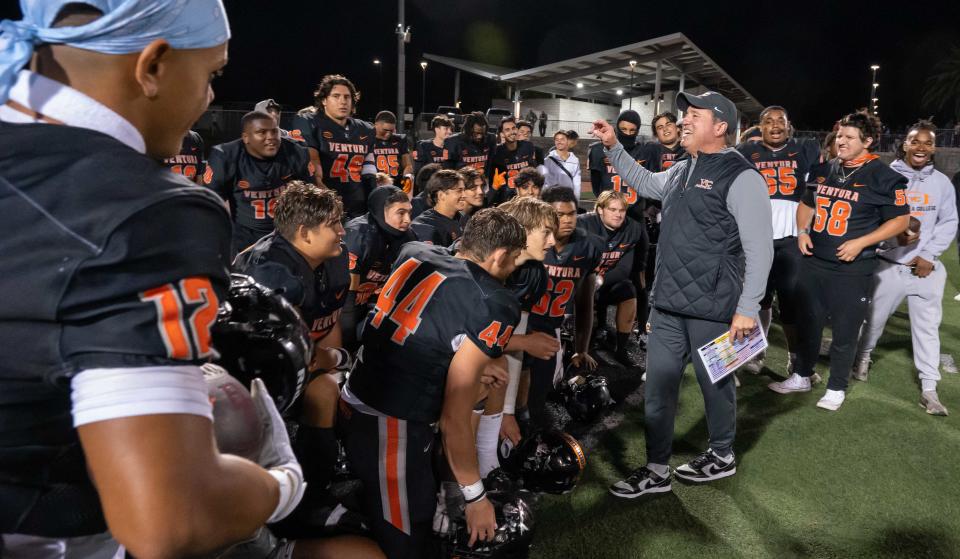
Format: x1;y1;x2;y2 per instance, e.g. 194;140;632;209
768;373;812;394
742;352;765;375
954;293;960;302
816;389;846;411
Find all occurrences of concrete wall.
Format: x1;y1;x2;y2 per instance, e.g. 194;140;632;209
491;97;619;138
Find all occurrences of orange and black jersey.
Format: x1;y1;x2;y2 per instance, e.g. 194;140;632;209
588;141;646;207
205;138;313;233
346;242;520;422
507;259;549;313
528;227;604;332
487;140;540;206
802;157;909;270
442;132;496;172
413;139;446;177
290;109;377;218
577;212;644;278
641;142;684;173
233;232;351;341
344;214;416;306
410;208;463;247
738;138;820;203
372;133;410;186
163;130;205;183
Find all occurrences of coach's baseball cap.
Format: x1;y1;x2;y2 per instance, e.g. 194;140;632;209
676;91;737;132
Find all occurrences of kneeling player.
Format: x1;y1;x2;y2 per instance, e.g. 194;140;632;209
233;182;351;489
578;191;645;366
342;186;415;349
342;209;526;557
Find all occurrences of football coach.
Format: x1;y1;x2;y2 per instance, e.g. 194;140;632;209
591;91;773;497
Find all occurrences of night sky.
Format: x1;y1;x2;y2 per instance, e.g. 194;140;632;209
3;0;958;130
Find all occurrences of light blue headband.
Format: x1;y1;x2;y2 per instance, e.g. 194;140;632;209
0;0;230;104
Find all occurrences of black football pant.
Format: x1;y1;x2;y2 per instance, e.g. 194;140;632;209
644;308;736;465
339;292;367;351
339;403;437;559
524;327;563;429
794;258;874;392
760;236;804;325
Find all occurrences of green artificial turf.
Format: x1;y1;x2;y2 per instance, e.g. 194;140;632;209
531;243;960;559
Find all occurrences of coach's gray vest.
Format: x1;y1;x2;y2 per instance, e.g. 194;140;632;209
652;149;757;322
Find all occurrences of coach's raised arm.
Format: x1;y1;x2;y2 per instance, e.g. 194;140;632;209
597;92;773;498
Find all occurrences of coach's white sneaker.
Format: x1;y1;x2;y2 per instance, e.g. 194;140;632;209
954;292;960;302
768;373;811;394
816;389;846;411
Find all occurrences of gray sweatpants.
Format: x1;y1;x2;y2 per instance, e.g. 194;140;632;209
858;260;947;392
644;309;737;465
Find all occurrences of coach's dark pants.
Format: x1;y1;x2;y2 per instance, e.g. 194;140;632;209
794;257;874;391
644;309;736;465
761;237;804;324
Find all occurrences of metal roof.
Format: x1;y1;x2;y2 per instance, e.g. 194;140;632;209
425;32;763;117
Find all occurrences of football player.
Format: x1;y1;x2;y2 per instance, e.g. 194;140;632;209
205;111;314;256
458;166;488;227
341;209;526;557
737;105;821;374
233;183;352;488
163;129;206;184
517;119;546;166
410;169;466;246
769;111;910;411
0;3;304;556
588;111;646;210
443;111;496;173
410;162;442;219
372;111;414;193
414;115;452;177
494;197;557;452
487;116;540;205
342;186;415;349
644;112;685;172
579;191;646;366
291;74;377;218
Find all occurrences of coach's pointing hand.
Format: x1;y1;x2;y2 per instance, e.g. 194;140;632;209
591;119;617;147
728;313;756;342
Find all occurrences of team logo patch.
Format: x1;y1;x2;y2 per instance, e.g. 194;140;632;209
237;179;250;190
852;182;866;188
349;253;358;271
289;129;304;141
203;166;213;184
695;178;714;190
322;131;334;139
816;176;826;183
751;152;760;161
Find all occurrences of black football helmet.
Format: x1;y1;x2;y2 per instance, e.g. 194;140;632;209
558;375;615;422
501;430;585;495
437;490;535;559
211;274;310;413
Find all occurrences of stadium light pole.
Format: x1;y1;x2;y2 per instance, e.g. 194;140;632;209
373;59;382;111
420;61;428;118
396;0;410;133
870;64;880;115
628;59;637;109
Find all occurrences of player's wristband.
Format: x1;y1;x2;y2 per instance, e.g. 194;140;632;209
266;464;306;523
798;228;811;236
460;479;485;502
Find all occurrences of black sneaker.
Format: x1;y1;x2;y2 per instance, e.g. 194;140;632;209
609;466;672;498
674;449;736;483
